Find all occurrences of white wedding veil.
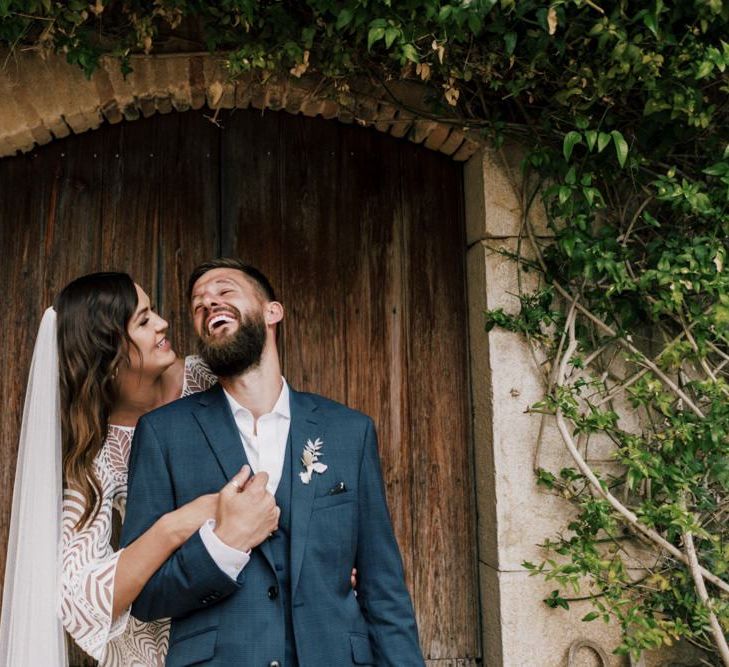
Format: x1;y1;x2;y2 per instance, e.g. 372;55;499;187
0;307;68;665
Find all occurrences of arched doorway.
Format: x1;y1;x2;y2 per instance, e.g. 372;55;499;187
0;108;479;664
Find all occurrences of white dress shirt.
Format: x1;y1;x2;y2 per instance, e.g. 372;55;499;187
199;379;292;580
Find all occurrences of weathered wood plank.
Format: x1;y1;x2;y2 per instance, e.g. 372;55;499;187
336;123;416;594
98;118;161;318
401;141;480;660
278;113;347;403
156;112;220;356
0;147;54;596
220;108;285;365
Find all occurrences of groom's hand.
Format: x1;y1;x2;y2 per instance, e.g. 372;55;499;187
214;467;280;552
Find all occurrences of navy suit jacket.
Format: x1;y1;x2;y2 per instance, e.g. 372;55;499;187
120;384;424;666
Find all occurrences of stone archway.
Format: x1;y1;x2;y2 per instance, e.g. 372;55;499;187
0;50;480;162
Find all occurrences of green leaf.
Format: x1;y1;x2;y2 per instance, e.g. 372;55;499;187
582;612;600;622
585;130;597;151
467;12;483;34
384;26;399;49
367;26;386;50
597;132;611;153
401;43;419;63
504;31;517;56
563;131;582;161
642;12;658;37
336;9;354;29
697;60;714;79
611;130;629;167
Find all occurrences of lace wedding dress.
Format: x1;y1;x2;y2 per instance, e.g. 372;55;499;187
59;356;215;666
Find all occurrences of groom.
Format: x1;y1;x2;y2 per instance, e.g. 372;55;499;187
120;259;424;667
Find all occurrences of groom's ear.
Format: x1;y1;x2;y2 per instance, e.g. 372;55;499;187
265;301;284;327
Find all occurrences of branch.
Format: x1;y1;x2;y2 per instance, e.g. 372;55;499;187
684;529;729;666
553;304;729;595
550;279;705;419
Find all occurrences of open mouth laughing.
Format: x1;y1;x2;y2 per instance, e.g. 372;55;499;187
206;311;239;336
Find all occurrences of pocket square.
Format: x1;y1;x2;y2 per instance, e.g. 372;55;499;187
328;481;347;495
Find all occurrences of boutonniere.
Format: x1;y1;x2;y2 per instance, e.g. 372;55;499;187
299;438;328;484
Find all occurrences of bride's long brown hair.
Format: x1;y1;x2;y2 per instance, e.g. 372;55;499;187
55;272;138;528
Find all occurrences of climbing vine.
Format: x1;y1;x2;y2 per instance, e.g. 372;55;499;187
2;0;729;662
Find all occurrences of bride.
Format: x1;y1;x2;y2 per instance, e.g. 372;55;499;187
0;272;253;666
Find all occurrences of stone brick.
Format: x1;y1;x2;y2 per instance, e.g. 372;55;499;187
188;56;207;110
4;129;35;154
299;97;325;117
439;129;466;156
284;81;310;114
47;117;71;139
423;123;452;151
63;109;103;134
409;120;439;145
100;57;136;111
235;76;255;109
153;96;171;114
100;101;124;125
350;94;379;125
389;110;413;139
166;57;193;110
453;138;481;162
268;80;290;111
319;99;340;120
125;57;154;99
465;146;553;241
337;108;354;124
374;102;398;133
249;83;268;110
137;96;157;118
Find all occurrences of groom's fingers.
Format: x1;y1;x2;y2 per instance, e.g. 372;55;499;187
224;465;251;495
247;471;269;491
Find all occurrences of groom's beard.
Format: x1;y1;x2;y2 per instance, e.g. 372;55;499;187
197;308;267;378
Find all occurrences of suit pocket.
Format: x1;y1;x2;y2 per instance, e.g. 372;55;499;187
166;627;217;666
350;632;375;665
312;493;354;512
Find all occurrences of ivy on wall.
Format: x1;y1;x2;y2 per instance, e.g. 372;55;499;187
2;0;729;662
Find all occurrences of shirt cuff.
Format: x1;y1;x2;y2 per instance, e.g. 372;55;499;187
198;519;250;580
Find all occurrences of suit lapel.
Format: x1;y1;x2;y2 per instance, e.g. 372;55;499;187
192;384;277;571
289;388;324;599
192;384;249;481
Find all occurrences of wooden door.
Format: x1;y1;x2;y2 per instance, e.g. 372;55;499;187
0;109;479;665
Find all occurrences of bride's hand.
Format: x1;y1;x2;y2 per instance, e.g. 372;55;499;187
165;493;219;545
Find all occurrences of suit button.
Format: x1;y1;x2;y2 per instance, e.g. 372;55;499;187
269;662;281;667
267;585;279;600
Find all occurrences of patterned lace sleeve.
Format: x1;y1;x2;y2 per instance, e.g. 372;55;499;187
183;355;216;395
58;450;130;661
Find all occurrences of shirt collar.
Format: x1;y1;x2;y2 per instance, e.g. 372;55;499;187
222;378;291;420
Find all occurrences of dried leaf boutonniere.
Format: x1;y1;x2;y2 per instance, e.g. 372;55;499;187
299;438;327;484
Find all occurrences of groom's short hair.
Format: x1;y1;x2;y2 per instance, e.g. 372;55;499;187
187;259;277;303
